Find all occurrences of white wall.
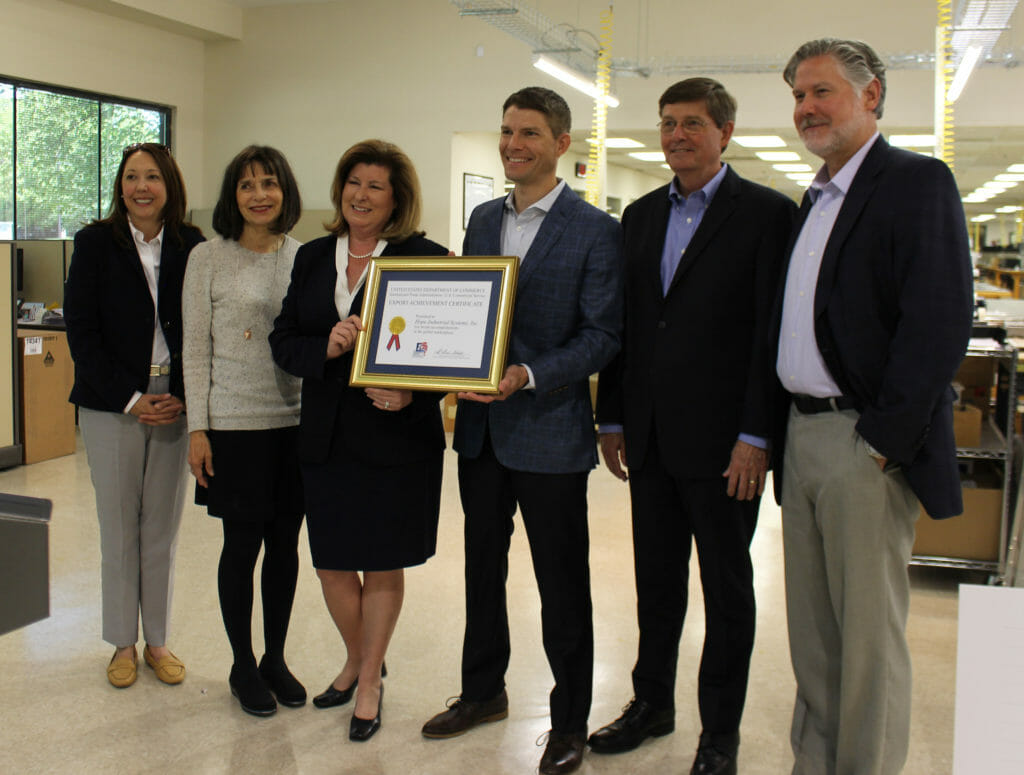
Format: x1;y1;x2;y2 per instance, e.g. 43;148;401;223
0;0;207;207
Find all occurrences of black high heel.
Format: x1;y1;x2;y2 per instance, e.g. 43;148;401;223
349;683;383;742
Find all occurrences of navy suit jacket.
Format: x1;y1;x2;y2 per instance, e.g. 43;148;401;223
269;233;447;467
596;167;796;476
454;185;623;474
65;220;205;412
771;136;974;519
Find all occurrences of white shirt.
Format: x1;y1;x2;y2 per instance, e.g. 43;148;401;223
776;132;879;397
334;234;386;319
500;179;566;264
124;219;169;413
498;179;567;388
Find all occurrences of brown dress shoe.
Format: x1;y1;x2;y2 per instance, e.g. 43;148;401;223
421;689;509;738
107;647;137;688
540;731;586;775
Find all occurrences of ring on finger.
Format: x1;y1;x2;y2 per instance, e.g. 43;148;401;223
385;400;390;410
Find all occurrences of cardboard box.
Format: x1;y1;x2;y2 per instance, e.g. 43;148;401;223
952;403;983;448
954;357;995;416
914;463;1002;561
18;329;76;464
442;393;457;433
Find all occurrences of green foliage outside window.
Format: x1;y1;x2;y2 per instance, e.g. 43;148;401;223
0;80;167;239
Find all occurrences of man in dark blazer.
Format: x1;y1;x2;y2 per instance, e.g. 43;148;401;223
773;39;972;775
421;87;623;775
589;78;795;775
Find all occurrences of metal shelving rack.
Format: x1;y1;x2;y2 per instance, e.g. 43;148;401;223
910;339;1017;581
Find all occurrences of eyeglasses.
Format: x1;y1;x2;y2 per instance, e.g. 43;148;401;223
658;117;709;136
122;142;170;156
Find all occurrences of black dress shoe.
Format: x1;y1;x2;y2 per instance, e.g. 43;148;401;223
313;662;388;709
258;656;306;707
229;663;277;717
539;731;586;775
349;683;383;742
421;689;509;738
691;744;737;775
587;698;674;753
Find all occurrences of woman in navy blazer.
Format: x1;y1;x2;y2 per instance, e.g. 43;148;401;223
270;140;446;742
65;143;203;689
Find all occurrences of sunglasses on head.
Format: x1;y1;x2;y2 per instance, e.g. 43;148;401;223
122;142;170;156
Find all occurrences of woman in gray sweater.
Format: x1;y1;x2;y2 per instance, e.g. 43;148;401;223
182;146;304;717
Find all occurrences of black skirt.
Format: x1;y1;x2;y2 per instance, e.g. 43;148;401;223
302;445;442;572
195;426;304;523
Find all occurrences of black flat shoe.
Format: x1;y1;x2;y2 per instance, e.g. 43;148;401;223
313;662;388;709
229;663;277;717
349;683;383;742
258;656;306;707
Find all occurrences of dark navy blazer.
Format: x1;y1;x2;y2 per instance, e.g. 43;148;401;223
596;167;796;477
65;220;204;412
269;233;447;466
771;136;974;519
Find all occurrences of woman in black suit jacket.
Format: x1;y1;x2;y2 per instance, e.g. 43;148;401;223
64;143;204;689
270;140;446;742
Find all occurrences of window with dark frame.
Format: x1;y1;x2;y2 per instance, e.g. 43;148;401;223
0;78;169;240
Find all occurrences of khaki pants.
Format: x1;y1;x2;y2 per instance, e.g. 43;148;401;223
782;405;918;775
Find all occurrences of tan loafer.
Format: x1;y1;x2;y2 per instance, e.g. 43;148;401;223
107;647;138;688
143;645;186;684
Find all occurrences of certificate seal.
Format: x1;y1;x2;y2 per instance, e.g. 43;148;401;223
386;316;405;351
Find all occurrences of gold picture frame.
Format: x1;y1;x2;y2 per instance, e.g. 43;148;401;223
350;256;518;393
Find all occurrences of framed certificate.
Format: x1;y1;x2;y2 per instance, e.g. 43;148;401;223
350;256;518;393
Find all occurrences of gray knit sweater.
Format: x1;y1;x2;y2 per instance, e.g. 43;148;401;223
183;236;302;432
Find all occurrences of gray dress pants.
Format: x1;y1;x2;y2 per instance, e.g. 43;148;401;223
79;382;188;647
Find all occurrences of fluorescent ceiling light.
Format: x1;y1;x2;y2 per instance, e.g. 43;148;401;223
1007;164;1024;173
947;45;983;102
661;164;671;170
983;181;1017;190
533;55;620;108
757;151;802;161
587;137;644;148
995;206;1023;213
994;173;1024;182
773;163;812;172
629;151;667;162
732;135;786;148
971;214;997;222
786;172;815;181
889;134;936;147
963;195;991;203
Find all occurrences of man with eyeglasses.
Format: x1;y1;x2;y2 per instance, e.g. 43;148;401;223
590;78;795;775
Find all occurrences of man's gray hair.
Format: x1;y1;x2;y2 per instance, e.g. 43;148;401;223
783;38;886;119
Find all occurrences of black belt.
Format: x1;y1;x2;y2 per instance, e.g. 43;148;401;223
792;394;857;414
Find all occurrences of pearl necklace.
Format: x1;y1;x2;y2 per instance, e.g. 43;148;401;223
348;248;374;259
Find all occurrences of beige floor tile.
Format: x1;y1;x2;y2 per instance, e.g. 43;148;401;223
0;433;967;774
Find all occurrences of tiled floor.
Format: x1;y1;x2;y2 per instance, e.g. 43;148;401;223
0;434;971;774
